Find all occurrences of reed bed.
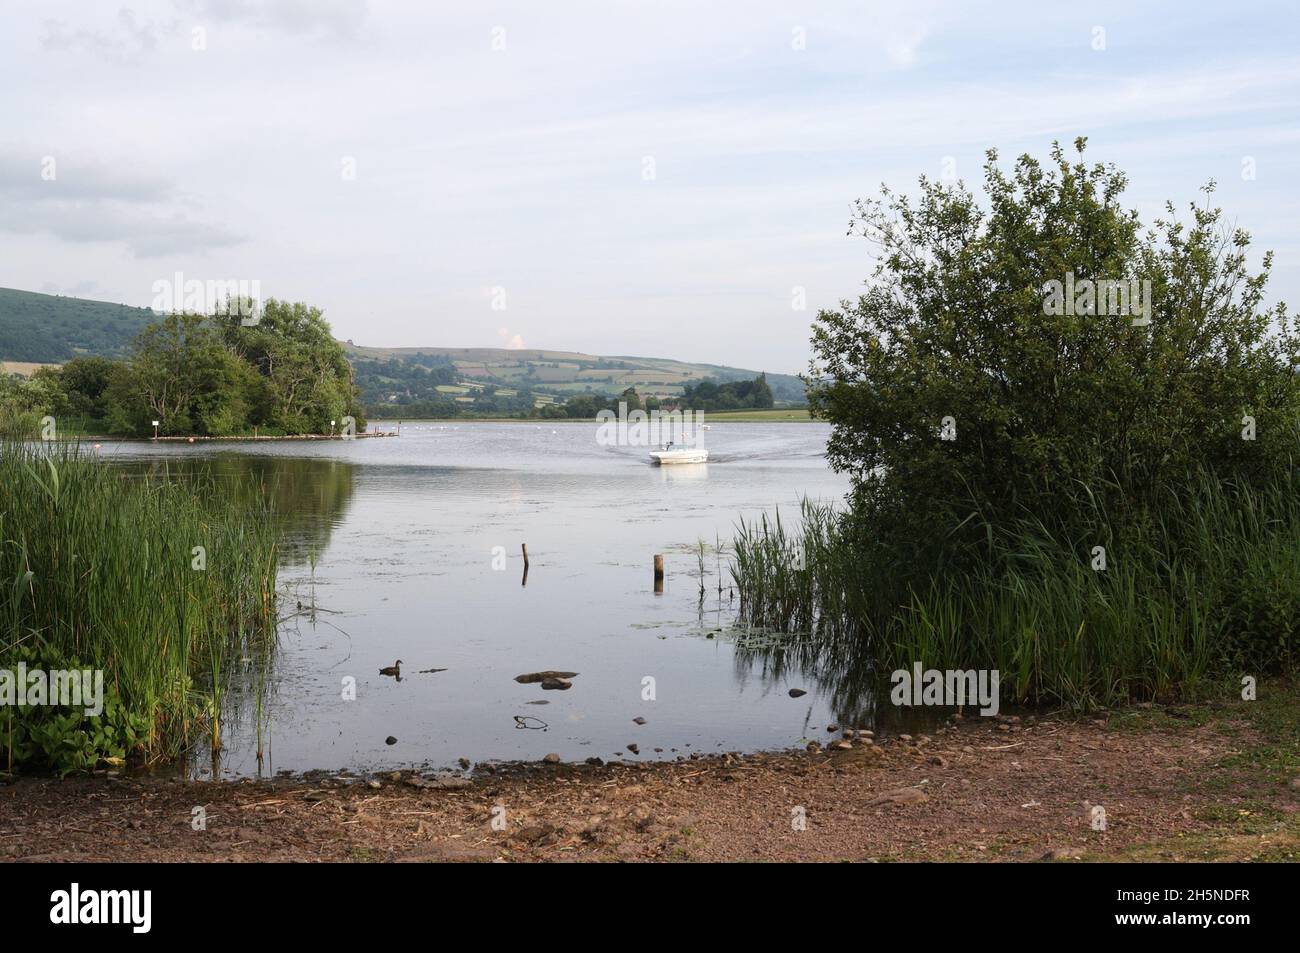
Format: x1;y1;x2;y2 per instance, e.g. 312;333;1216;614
0;439;279;770
731;472;1300;709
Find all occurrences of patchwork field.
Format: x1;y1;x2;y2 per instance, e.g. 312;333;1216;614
342;343;805;403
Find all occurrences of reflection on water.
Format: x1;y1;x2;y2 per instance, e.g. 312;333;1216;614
96;423;935;777
120;454;358;565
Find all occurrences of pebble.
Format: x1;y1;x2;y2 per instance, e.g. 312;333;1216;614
542;753;561;764
385;736;398;746
1044;847;1084;861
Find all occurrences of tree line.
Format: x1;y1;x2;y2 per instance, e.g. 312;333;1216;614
0;300;365;436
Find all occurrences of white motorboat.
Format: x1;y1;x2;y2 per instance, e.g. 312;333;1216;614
649;442;708;465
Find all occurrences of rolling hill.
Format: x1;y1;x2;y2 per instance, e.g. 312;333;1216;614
343;343;805;407
0;287;807;406
0;287;155;362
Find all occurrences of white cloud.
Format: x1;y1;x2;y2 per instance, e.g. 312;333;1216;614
497;328;526;350
1;1;1296;372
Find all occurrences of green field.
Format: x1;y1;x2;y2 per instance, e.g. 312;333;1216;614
341;343;805;403
701;408;813;421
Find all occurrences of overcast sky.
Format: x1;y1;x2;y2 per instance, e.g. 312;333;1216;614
1;1;1297;374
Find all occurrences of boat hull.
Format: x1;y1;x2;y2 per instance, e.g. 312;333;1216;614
649;448;709;465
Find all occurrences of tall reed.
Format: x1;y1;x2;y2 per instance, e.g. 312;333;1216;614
0;439;279;768
731;472;1300;709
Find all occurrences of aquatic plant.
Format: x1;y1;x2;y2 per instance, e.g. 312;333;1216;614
732;474;1300;710
0;439;279;772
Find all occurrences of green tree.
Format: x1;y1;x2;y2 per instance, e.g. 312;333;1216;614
810;138;1297;547
53;356;116;420
112;313;242;435
217;299;363;433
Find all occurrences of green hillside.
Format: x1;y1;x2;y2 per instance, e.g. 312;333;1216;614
0;287;155;362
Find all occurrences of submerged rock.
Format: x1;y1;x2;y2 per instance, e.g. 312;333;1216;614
385;736;398;745
540;677;572;691
515;671;579;684
788;688;807;698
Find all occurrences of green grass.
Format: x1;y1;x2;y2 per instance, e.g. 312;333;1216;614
0;438;279;771
1100;681;1300;861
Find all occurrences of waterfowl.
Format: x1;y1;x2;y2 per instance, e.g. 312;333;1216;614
379;660;403;677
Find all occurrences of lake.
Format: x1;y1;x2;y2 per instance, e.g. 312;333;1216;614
98;421;914;778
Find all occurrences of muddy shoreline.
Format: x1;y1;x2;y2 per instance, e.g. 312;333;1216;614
3;692;1296;862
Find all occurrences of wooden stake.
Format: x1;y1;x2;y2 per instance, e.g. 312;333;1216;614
654;554;664;594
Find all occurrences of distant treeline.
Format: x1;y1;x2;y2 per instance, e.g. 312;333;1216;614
363;375;777;420
0;300;364;437
680;374;774;411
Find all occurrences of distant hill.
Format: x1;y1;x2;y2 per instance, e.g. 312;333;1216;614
0;287;807;404
343;343;806;406
0;287;155;362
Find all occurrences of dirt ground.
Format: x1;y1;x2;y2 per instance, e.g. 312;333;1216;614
3;688;1297;863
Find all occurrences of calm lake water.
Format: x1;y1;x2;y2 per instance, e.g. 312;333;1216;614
99;422;917;778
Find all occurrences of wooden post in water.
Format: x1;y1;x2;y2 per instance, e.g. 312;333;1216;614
654;554;664;594
521;543;530;587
